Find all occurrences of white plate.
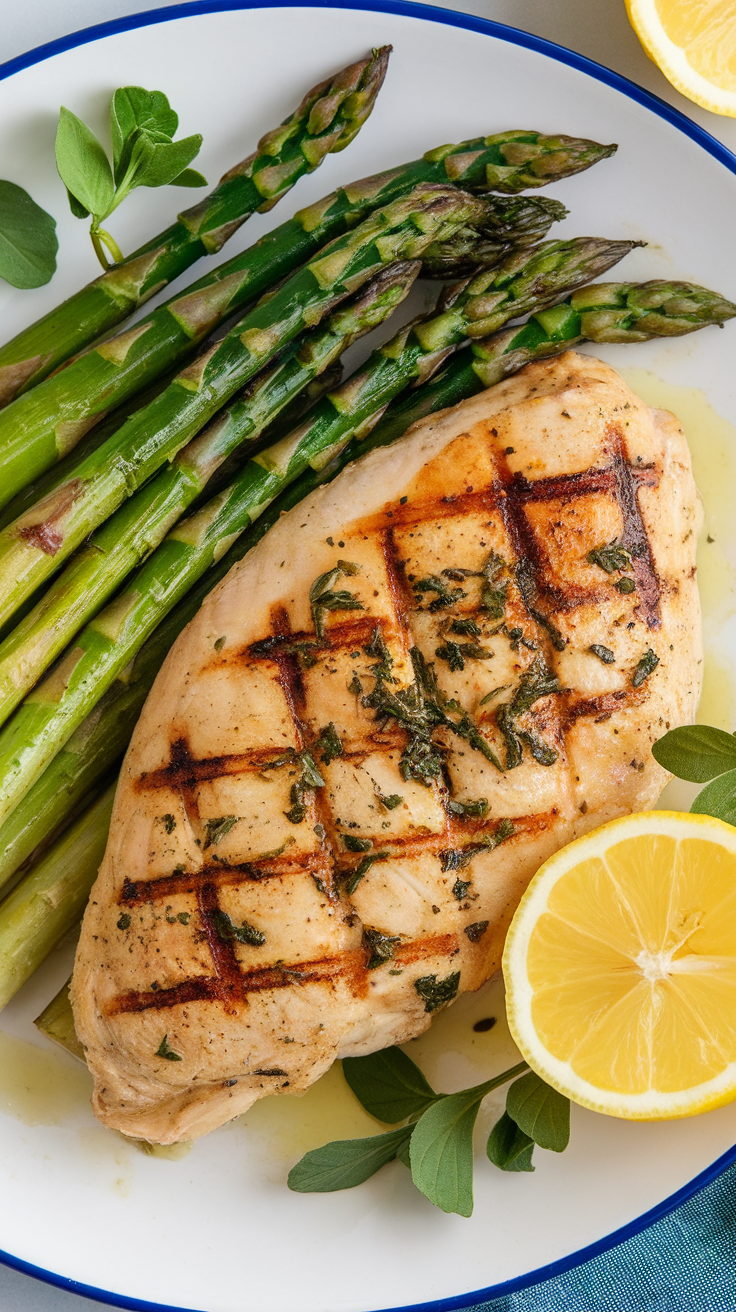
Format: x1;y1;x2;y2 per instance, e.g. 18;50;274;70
1;5;735;1310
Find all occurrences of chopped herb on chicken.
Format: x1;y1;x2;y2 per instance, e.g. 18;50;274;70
310;562;363;639
587;539;632;573
496;656;562;768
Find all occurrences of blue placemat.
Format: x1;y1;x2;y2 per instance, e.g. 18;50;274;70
473;1163;736;1312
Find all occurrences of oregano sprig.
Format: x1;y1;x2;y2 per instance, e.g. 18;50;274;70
55;86;206;268
652;723;736;826
287;1045;571;1215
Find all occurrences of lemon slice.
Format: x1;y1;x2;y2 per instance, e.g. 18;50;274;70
503;811;736;1119
626;0;736;116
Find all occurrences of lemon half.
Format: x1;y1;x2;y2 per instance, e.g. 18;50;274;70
627;0;736;117
503;811;736;1119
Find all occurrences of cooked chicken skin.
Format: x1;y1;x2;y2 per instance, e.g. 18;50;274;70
71;352;701;1143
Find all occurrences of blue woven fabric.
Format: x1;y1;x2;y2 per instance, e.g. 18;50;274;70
469;1163;736;1312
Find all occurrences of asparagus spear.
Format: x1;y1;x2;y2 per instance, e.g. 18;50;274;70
246;236;637;473
0;184;480;633
421;194;567;278
0;131;615;503
0;49;391;407
0;235;634;828
0;264;419;728
0;784;114;1013
470;279;736;383
34;979;85;1061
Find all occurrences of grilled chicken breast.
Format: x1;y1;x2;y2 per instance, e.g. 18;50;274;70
72;352;701;1143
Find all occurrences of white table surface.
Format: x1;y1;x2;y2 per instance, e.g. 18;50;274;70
1;2;735;1309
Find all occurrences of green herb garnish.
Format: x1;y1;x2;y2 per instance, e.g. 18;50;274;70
587;540;632;573
449;618;481;637
288;1045;569;1215
464;921;489;942
514;559;566;651
378;792;403;810
55;86;205;269
363;927;401;970
589;644;615;664
162;813;176;834
202;815;239;849
364;627;395;684
155;1034;182;1062
309;563;363;639
345;851;389;895
314;722;343;765
117;913;131;930
0;180;57;289
284;750;325;824
496;656;561;769
632;648;659;687
447;797;488;819
413;575;466;611
440;819;514;871
343;835;372;852
616;576;636;594
209;908;266;947
480;551;509;619
652;723;736;827
434;640;492;672
414;970;461;1013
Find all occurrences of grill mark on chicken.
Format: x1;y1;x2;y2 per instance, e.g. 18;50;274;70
562;688;636;729
108;935;460;1016
607;426;661;629
247;614;381;661
118;812;537;907
195;880;245;1013
137;743;309;789
266;603;341;901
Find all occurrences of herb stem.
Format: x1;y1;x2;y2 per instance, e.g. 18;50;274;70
93;226;125;266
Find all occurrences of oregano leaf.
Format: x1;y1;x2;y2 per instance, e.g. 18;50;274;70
342;1046;437;1123
652;725;736;783
506;1071;570;1152
486;1112;536;1172
170;168;207;187
0;181;57;289
690;768;736;827
409;1085;486;1216
55;106;115;219
129;134;204;190
287;1125;411;1193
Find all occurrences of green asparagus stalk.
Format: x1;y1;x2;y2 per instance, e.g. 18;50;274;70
34;979;85;1061
0;49;391;407
0;784;114;1012
342;278;736;457
0;264;419;729
247;236;637;475
0;235;634;828
470;279;736;383
0;184;479;633
421;194;567;278
0;354;200;537
0;131;615;504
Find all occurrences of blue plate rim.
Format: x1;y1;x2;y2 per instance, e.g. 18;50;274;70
0;2;735;1309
